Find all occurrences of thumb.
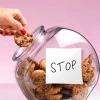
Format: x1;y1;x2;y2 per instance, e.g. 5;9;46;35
7;16;26;35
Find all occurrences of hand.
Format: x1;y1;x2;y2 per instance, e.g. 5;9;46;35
0;8;28;36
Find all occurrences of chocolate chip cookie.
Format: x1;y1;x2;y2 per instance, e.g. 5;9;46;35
87;74;96;86
63;84;73;89
14;32;33;47
17;59;31;77
45;85;62;95
82;64;95;82
60;88;72;96
31;70;46;86
39;59;46;72
35;92;63;100
82;54;93;65
72;83;88;100
35;84;52;94
82;54;95;82
46;94;63;100
25;63;36;81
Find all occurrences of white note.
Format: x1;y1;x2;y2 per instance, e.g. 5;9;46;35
46;48;83;84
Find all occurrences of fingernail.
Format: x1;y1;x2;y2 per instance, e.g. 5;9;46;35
5;32;8;35
0;31;3;34
11;33;14;35
20;29;26;35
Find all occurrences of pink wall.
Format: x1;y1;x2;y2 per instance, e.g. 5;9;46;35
0;0;100;84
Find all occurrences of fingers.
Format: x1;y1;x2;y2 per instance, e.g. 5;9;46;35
0;8;28;36
4;27;17;34
14;12;28;30
0;25;17;34
5;28;10;33
7;16;26;35
0;30;14;36
0;30;3;34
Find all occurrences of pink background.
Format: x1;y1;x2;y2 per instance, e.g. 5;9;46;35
0;0;100;99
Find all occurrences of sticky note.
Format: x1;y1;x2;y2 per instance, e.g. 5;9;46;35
46;48;83;84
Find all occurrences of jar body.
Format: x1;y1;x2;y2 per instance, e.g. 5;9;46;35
14;26;100;100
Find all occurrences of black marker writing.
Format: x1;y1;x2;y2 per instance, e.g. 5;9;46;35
51;62;56;73
57;61;65;71
51;60;76;73
72;60;76;70
65;62;71;71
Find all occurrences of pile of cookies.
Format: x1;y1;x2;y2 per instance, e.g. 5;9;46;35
14;32;33;47
17;54;96;100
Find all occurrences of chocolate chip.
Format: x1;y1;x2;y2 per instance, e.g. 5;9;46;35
29;39;33;42
16;34;19;38
30;34;33;37
27;34;30;37
24;37;27;39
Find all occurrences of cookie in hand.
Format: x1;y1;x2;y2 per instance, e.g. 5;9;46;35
14;32;33;47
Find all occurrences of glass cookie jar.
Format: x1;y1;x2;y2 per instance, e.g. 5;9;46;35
12;26;100;100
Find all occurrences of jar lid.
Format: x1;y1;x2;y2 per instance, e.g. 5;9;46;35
12;25;45;61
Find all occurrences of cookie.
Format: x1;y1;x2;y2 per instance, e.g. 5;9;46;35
82;64;95;82
35;84;52;94
51;85;62;94
83;73;94;83
14;32;33;47
38;59;46;71
73;86;88;100
24;63;35;82
35;82;62;94
72;83;88;98
60;88;72;96
35;93;47;100
82;54;95;83
28;63;35;73
17;59;31;77
35;92;63;100
46;94;63;100
27;57;39;69
31;70;46;86
46;85;62;95
87;74;96;86
63;84;73;89
82;54;93;65
88;54;93;64
32;60;39;69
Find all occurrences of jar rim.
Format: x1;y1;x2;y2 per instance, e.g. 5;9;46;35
12;25;44;61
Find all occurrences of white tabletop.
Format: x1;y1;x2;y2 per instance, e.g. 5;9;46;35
0;83;100;100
